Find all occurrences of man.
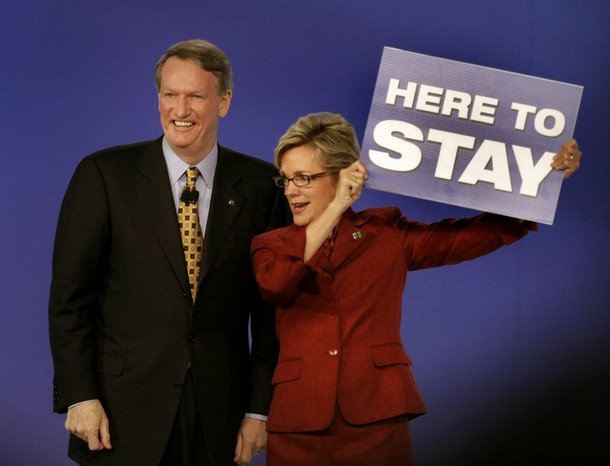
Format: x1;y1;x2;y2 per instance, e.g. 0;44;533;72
49;39;289;465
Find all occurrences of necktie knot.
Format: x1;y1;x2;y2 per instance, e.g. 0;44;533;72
186;167;199;188
181;167;200;205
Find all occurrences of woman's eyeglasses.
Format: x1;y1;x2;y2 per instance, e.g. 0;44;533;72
273;171;335;188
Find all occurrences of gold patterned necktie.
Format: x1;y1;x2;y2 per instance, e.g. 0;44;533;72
178;167;203;302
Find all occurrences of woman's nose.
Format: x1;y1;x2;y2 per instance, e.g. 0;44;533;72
284;180;300;196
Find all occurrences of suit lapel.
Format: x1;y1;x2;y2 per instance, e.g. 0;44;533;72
199;146;244;281
133;138;190;293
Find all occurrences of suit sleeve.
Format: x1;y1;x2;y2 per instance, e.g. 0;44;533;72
48;156;109;413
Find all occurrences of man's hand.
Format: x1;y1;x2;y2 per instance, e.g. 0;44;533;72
65;400;112;451
234;417;267;465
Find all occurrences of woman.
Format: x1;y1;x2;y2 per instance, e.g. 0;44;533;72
251;112;580;465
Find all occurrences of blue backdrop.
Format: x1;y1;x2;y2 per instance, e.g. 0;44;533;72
1;1;609;465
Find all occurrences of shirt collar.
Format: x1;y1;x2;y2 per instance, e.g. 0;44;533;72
162;137;218;188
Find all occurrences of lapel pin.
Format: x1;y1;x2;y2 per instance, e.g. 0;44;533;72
228;199;236;206
352;231;362;240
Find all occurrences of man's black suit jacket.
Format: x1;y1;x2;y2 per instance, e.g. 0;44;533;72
49;138;288;465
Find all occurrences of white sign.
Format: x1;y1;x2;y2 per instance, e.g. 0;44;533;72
362;47;583;224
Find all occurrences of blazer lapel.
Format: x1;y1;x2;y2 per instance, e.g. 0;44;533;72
328;208;369;269
134;139;190;293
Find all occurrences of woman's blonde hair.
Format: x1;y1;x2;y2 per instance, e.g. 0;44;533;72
274;112;360;172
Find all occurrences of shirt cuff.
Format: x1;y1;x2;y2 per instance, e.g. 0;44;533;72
68;399;99;409
245;412;268;422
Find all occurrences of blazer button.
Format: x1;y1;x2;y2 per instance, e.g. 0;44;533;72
174;382;184;390
188;335;197;343
328;311;337;319
328;348;338;356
